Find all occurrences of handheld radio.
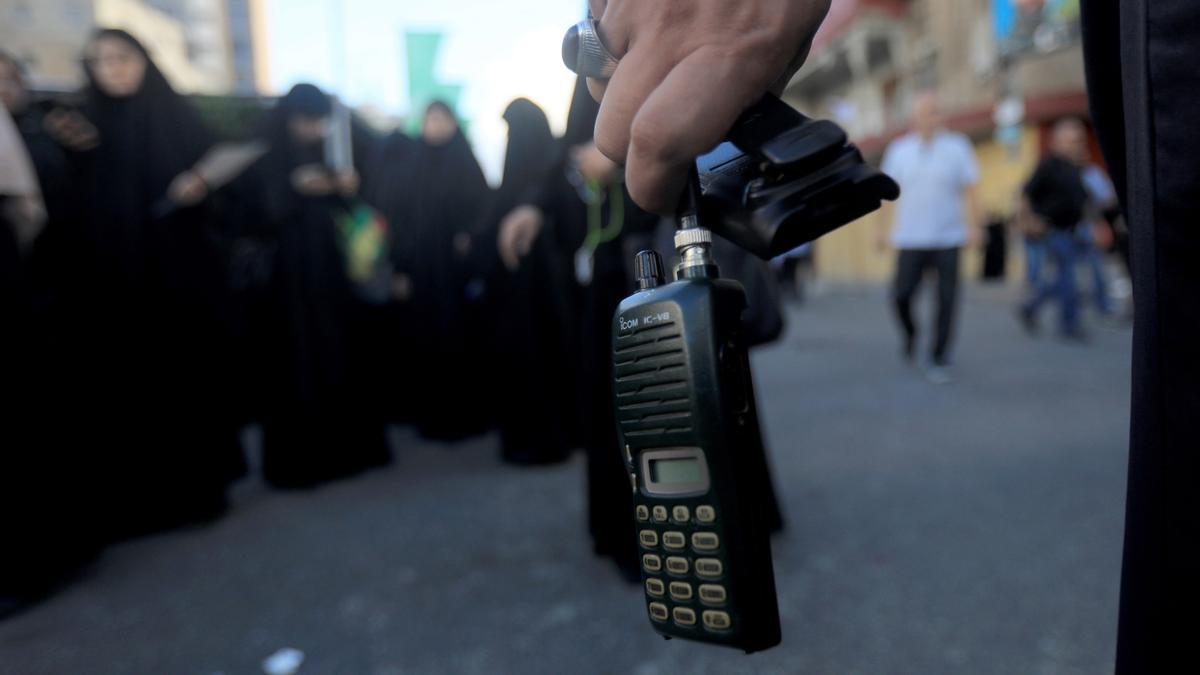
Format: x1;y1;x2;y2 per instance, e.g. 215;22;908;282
611;96;897;652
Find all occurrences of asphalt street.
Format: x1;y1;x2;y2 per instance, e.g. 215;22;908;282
0;282;1131;674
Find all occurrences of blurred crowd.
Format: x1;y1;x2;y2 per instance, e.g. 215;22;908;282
0;26;1126;618
1;28;792;616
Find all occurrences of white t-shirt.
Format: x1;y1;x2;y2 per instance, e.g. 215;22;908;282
881;130;980;250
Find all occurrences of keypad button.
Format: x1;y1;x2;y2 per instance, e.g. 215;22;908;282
642;554;662;573
648;602;669;622
698;584;727;605
702;610;732;631
639;529;659;548
636;505;649;521
695;558;724;578
652;505;669;522
672;505;690;522
669;581;694;601
645;578;665;597
692;532;720;551
672;606;697;627
665;556;690;575
662;531;687;550
696;505;716;523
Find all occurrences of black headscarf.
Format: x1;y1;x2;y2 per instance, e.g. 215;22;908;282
496;98;558;216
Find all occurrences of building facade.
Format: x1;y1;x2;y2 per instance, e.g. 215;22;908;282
0;0;268;95
785;0;1089;282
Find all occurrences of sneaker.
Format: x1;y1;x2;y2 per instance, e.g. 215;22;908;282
924;365;954;385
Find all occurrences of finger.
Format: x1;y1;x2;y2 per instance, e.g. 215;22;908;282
625;48;774;214
583;1;631;103
593;41;675;164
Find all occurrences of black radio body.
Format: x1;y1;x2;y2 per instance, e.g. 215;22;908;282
613;251;780;652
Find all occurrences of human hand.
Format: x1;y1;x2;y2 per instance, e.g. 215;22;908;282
391;272;413;301
335;169;359;196
291;164;335;196
168;170;208;206
571;142;619;183
584;0;831;213
44;108;99;152
497;205;543;271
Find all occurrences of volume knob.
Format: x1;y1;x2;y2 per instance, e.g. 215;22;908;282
634;250;665;290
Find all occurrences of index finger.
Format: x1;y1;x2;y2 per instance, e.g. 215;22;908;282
623;48;775;213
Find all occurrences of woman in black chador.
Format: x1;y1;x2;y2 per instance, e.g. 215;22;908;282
64;29;244;540
481;98;576;465
228;83;388;489
363;101;492;439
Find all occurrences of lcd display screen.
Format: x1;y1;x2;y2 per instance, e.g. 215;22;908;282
649;457;703;485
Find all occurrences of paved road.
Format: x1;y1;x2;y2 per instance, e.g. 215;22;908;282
0;283;1130;674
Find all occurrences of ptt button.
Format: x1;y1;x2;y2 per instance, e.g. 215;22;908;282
662;531;687;550
636;505;650;521
645;578;665;597
692;532;719;551
669;581;693;601
652;505;669;522
629;473;638;493
696;505;716;523
672;606;697;626
642;554;662;573
665;556;689;575
648;602;669;622
698;584;727;605
702;610;732;631
639;530;659;548
672;505;690;522
695;558;724;578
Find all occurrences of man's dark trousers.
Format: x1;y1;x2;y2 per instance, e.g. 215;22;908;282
1081;1;1200;671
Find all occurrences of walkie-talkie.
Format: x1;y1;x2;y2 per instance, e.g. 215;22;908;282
612;95;897;653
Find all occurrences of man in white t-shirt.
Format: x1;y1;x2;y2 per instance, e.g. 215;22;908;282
878;91;981;383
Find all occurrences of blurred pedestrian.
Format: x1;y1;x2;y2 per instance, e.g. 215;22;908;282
483;97;575;465
1078;161;1118;316
56;29;244;540
1017;118;1091;341
877;91;982;383
225;83;388;489
365;101;492;439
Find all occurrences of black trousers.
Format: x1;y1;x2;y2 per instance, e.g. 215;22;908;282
1082;1;1200;672
891;247;960;365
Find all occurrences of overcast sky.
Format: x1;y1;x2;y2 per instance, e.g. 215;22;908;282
267;0;584;183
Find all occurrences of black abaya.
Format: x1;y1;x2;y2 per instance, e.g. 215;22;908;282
363;115;492;439
70;30;243;539
227;85;388;489
484;98;576;465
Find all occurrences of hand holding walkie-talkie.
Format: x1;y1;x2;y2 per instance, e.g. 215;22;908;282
610;98;895;652
563;5;897;654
